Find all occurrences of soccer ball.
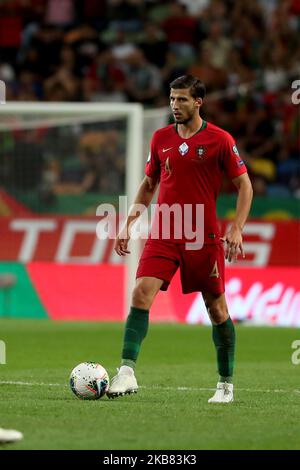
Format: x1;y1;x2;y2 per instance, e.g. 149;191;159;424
70;362;109;400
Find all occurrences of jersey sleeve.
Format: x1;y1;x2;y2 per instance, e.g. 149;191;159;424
145;131;161;179
220;132;247;180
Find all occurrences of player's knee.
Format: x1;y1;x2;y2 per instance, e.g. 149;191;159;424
208;305;228;325
132;284;153;310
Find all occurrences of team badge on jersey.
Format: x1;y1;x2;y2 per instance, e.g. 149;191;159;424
178;142;189;156
195;145;206;159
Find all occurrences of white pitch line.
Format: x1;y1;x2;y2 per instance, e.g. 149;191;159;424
0;381;299;394
142;386;300;394
0;380;63;387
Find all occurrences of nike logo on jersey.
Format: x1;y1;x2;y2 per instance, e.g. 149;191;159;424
162;147;173;153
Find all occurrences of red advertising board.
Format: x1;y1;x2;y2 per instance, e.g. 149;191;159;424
25;262;300;327
27;262;125;322
1;217;300;325
168;267;300;327
0;217;299;266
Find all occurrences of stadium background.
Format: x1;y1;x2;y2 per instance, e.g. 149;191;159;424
0;0;300;452
0;0;299;326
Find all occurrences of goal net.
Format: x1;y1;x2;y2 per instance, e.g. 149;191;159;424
0;102;170;314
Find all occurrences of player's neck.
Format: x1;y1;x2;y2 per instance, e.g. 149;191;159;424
176;116;203;139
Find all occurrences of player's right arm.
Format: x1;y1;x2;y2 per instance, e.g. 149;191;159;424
114;175;159;256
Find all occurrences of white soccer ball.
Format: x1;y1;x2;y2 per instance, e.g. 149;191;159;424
70;362;109;400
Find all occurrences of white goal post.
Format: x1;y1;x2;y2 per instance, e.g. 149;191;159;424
0;102;149;314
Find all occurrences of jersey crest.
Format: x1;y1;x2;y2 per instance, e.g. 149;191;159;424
195;145;206;160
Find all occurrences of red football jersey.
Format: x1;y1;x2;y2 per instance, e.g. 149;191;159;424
145;120;247;244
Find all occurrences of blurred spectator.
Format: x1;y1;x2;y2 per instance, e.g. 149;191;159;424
201;20;232;68
29;24;64;77
188;44;227;93
0;0;299;196
160;49;187;100
161;2;198;65
107;0;144;33
83;48;127;102
138;22;168;68
244;107;279;162
44;0;76;28
64;23;102;70
179;0;210;16
125;49;162;105
44;46;82;100
77;0;108;30
0;0;22;65
53;130;125;194
110;29;139;60
15;69;43;100
226;48;256;87
263;48;288;92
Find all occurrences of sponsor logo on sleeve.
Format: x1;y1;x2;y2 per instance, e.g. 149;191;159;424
233;144;244;166
232;144;239;156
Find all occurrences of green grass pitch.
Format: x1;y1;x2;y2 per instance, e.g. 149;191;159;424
0;319;299;450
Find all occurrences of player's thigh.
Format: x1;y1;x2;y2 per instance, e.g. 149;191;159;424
180;244;225;294
136;240;179;291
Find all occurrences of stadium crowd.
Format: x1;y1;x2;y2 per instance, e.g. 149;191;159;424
0;0;299;197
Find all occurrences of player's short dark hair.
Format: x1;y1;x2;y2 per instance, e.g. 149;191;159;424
170;75;206;99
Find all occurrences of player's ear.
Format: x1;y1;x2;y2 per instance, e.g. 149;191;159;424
195;98;203;107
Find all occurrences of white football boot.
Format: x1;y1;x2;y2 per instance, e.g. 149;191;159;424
0;428;23;443
208;382;234;403
107;366;138;399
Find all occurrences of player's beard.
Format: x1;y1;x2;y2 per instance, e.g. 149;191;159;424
174;107;197;124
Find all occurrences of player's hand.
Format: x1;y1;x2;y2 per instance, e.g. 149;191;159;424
221;224;245;263
114;226;131;256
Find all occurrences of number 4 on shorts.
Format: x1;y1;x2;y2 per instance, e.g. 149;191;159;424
209;261;219;278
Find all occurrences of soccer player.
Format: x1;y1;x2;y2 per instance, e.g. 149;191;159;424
108;75;253;403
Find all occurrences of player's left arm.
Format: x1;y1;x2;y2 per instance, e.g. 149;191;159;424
222;173;253;262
